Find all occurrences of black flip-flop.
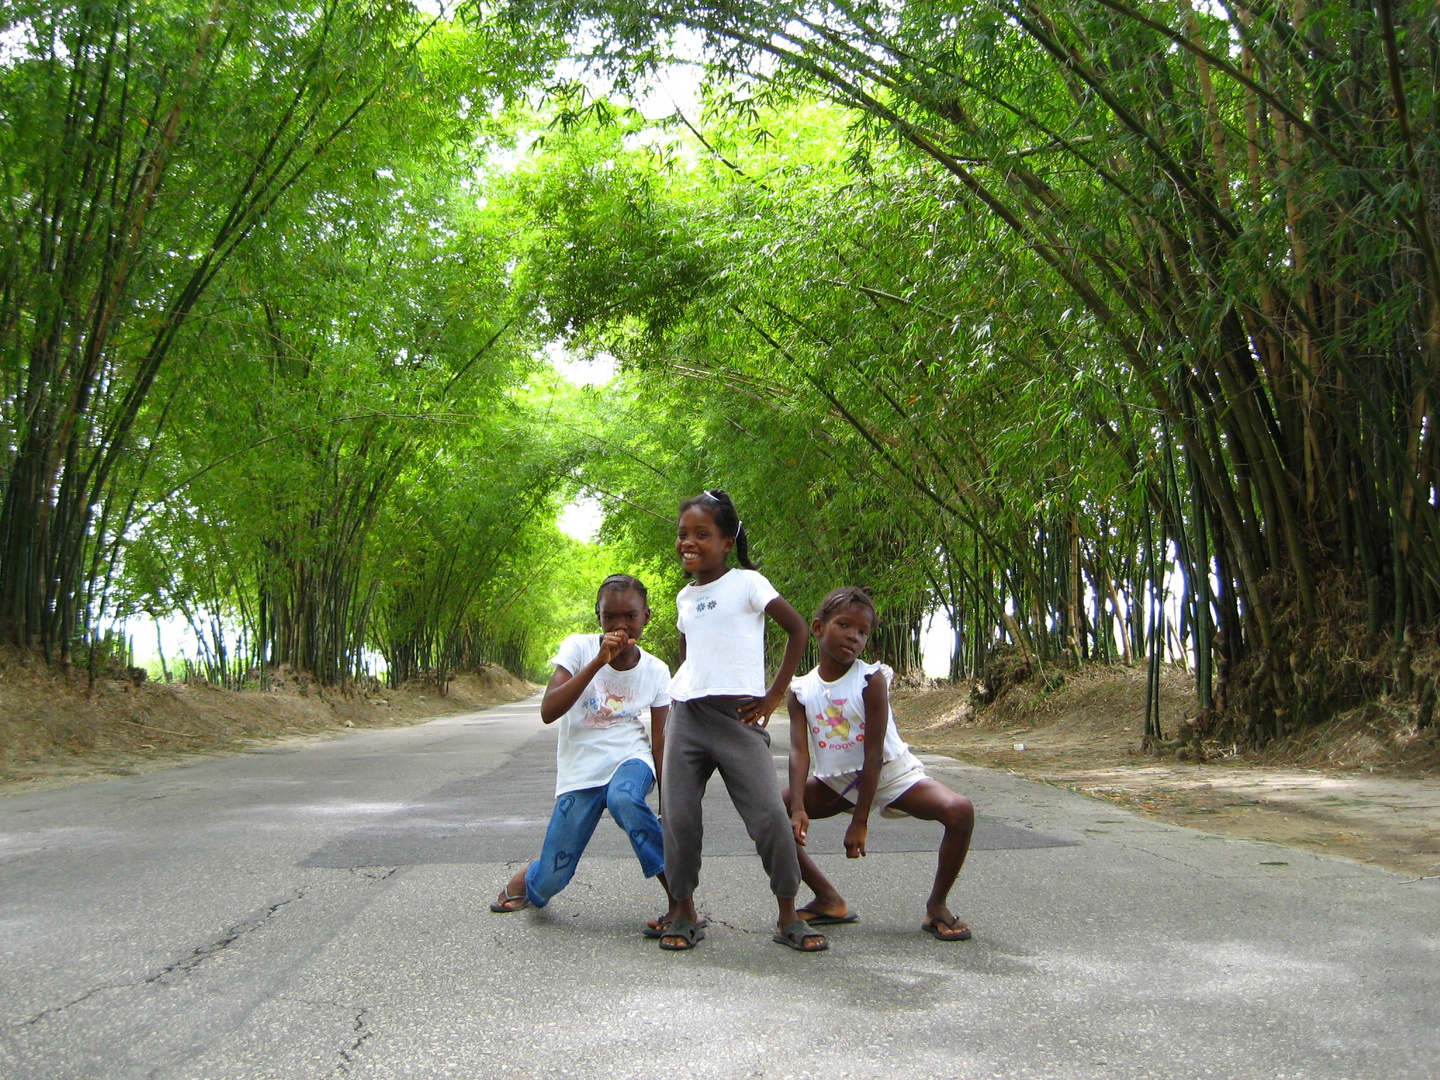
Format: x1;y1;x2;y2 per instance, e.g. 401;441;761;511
658;917;705;950
773;919;828;951
797;903;859;927
489;889;529;913
921;915;972;941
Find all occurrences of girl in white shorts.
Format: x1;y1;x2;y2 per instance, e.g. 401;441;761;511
785;587;977;941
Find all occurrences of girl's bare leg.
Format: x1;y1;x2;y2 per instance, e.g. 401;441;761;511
782;778;857;921
645;872;678;933
775;895;826;949
889;779;975;933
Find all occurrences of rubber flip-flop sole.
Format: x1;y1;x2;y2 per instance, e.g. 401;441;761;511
773;919;828;951
658;928;705;951
797;908;859;927
921;921;972;941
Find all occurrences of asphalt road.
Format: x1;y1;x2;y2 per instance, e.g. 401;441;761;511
1;694;1436;1079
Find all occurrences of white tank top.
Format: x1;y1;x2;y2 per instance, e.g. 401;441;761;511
790;659;908;778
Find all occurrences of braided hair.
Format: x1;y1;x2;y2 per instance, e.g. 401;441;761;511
813;585;876;625
677;489;757;569
595;573;649;616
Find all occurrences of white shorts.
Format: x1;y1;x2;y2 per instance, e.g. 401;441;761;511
818;750;928;819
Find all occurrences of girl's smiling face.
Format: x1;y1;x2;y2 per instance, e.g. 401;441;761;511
676;505;733;582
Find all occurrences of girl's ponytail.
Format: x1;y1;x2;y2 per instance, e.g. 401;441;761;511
679;488;757;569
733;519;756;570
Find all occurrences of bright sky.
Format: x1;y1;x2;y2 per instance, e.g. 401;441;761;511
545;340;616;387
557;492;604;542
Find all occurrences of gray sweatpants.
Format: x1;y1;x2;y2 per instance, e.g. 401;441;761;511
661;695;802;902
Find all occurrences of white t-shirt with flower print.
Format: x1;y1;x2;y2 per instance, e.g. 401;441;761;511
550;634;671;797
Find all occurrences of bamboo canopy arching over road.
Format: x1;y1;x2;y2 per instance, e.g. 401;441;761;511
524;0;1440;748
1;6;1439;1074
0;0;1438;753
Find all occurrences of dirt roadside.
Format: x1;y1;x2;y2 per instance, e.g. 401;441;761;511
892;665;1440;879
0;654;538;795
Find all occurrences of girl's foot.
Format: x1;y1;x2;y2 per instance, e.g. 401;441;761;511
659;899;702;949
490;862;532;912
659;918;705;950
921;906;971;941
774;920;828;951
796;901;857;926
644;913;709;938
490;887;528;913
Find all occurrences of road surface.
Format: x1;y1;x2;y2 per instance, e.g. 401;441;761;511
1;694;1436;1078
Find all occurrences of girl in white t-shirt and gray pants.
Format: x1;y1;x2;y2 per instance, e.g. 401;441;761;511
657;490;826;953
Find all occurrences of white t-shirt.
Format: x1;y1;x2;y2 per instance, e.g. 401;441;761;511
550;634;671;797
667;568;780;701
790;659;909;779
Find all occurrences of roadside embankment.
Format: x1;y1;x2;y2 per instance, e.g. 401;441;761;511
893;663;1440;877
0;652;536;794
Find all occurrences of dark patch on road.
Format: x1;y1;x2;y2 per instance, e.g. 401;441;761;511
302;729;1073;868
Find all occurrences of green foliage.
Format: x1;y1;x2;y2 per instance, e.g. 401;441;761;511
508;0;1440;742
0;0;566;673
10;0;1440;750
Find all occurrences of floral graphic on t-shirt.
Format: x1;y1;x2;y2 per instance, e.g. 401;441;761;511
583;686;633;728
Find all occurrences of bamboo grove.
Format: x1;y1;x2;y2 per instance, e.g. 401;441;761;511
518;0;1440;744
5;0;1440;741
0;1;583;686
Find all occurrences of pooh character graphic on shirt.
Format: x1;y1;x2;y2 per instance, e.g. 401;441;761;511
812;699;855;749
582;685;633;728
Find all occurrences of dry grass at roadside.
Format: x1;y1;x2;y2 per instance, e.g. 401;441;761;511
893;663;1440;877
0;649;537;794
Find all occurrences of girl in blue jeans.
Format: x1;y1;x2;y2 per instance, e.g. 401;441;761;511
491;575;675;928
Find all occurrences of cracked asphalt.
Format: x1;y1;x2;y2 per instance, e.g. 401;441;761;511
1;694;1436;1079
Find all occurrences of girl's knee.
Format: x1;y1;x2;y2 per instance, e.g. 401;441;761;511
607;762;653;802
608;792;652;829
948;794;975;831
607;781;655;825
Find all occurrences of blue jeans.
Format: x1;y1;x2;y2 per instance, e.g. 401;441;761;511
524;758;664;908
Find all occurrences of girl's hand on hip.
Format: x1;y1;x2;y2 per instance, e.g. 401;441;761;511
737;691;781;726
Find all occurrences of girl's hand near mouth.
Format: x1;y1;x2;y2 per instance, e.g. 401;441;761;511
597;629;630;664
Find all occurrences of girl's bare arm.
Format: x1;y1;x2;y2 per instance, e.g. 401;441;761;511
539;632;628;723
845;671;890;857
738;596;809;725
787;690;812;844
650;703;669;797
